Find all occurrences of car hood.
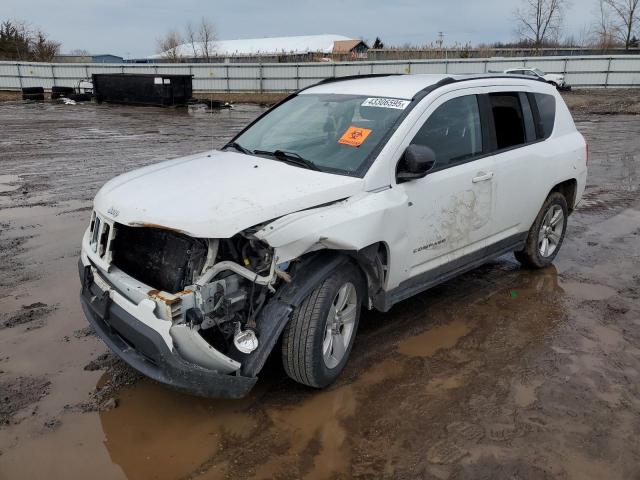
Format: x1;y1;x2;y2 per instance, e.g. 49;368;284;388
94;150;364;238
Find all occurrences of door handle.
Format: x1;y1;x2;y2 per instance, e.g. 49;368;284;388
472;172;494;183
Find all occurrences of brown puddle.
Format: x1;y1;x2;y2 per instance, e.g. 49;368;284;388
397;319;472;358
97;358;411;480
100;381;259;480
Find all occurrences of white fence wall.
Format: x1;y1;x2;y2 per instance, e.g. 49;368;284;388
1;55;639;92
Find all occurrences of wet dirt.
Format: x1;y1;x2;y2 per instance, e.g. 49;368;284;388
562;88;640;116
0;94;639;479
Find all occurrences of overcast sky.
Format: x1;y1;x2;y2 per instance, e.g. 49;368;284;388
4;0;595;58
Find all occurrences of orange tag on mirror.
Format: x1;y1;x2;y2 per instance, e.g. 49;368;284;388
338;126;372;147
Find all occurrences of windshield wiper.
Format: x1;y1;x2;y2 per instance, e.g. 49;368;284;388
253;149;320;171
223;141;253;155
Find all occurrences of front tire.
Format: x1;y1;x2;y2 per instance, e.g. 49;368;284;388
281;262;363;388
515;192;568;269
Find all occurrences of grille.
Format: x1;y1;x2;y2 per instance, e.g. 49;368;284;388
111;224;208;293
89;212;113;260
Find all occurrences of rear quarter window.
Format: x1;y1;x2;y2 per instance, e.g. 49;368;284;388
533;93;556;139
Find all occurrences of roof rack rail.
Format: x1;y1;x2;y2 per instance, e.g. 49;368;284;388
311;72;546;94
447;73;548;84
314;73;404;86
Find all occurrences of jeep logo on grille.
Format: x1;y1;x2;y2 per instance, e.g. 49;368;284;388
107;206;120;217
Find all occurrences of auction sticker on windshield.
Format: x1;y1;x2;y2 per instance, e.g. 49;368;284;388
361;97;411;109
339;126;372;147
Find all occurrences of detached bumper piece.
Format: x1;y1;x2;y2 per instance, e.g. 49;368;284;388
79;264;257;398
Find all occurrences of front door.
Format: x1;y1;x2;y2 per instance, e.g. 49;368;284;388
400;92;496;279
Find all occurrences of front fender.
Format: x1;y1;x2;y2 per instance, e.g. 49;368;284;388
255;189;409;279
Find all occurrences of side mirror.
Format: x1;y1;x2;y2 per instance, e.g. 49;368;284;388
396;144;436;183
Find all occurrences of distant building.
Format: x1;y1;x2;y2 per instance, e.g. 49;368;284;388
53;54;124;63
332;39;369;59
145;34;369;63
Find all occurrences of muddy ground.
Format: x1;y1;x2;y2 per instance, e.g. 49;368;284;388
0;90;639;480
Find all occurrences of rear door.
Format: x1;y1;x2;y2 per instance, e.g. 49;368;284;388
481;89;552;241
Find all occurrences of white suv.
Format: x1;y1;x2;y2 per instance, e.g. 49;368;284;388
79;74;587;397
504;67;568;89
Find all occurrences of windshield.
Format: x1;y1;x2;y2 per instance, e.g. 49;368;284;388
231;94;409;175
532;68;545;76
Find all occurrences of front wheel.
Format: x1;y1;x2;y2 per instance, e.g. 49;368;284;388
281;262;363;388
515;192;568;269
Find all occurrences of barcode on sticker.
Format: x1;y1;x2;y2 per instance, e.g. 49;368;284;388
361;97;410;110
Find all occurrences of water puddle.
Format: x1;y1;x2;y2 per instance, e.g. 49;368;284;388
397;319;472;357
254;386;357;480
99;380;259;480
513;378;544;408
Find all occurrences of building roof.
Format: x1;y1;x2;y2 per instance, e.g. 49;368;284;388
332;39;366;53
151;34;357;58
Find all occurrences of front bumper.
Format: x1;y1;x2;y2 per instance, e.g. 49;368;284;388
79;261;257;398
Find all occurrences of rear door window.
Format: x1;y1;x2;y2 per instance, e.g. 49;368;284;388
410;94;483;169
532;93;556;139
487;92;527;150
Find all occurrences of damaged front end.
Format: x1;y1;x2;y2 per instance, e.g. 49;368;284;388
79;211;290;398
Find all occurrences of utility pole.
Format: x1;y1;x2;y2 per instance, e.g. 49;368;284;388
437;31;447;59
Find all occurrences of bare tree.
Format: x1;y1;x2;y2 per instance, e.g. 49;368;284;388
156;29;183;62
197;17;215;61
69;48;91;55
185;21;199;58
603;0;640;49
591;0;618;48
514;0;568;49
31;30;60;61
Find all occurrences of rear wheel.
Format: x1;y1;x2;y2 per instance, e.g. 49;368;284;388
515;192;568;268
281;263;363;388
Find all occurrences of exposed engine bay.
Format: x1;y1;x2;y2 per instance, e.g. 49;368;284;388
82;205;386;389
100;221;283;363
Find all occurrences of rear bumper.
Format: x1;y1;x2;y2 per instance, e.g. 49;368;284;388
79;261;257;398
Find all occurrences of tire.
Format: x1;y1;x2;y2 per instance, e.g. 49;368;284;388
281;262;364;388
515;192;568;269
51;86;74;99
22;87;44;101
21;87;44;94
